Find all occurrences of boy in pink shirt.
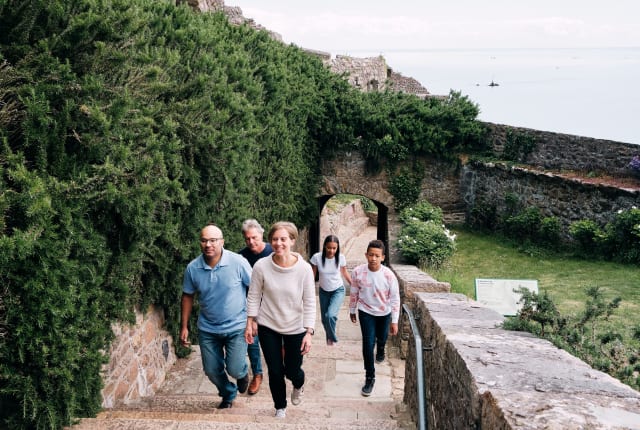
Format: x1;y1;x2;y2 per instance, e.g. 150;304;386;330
349;240;400;396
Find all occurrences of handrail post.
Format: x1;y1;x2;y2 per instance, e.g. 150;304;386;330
402;303;427;430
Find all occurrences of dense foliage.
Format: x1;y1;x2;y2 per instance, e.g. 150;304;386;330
470;192;562;251
396;201;456;268
0;0;485;428
569;207;640;263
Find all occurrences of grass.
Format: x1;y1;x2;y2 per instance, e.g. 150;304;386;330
430;227;640;339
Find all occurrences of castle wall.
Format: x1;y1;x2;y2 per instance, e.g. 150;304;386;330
101;306;176;408
487;122;639;175
395;284;640;429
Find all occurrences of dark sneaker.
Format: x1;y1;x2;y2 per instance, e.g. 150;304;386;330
375;353;385;363
218;399;233;409
361;377;375;397
237;374;250;394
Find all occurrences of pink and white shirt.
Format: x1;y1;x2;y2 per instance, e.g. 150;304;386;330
349;264;400;323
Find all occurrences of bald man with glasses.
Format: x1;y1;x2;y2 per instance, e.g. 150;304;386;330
180;223;253;409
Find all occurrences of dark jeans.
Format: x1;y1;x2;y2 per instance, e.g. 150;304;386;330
358;310;391;379
258;325;306;409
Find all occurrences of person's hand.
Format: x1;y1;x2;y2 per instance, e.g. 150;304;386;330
350;313;357;324
180;328;191;347
244;326;254;344
301;333;312;355
390;323;398;336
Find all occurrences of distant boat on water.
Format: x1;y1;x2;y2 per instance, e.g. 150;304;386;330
489;80;499;87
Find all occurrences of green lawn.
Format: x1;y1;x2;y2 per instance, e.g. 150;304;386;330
430;227;640;337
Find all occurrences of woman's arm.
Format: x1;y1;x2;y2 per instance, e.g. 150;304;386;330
340;265;352;286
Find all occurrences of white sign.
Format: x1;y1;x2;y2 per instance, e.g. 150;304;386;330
474;278;539;316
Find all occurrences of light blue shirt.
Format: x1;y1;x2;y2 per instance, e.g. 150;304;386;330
183;249;252;334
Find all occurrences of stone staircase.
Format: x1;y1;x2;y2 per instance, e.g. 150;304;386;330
67;298;414;430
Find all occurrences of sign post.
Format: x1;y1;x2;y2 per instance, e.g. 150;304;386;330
474;278;538;316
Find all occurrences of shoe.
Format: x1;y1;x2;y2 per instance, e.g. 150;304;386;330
248;374;263;395
291;385;304;405
275;408;286;418
361;377;375;397
375;353;385;363
218;399;233;409
237;374;250;394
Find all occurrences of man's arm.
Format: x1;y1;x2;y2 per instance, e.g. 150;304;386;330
180;293;194;346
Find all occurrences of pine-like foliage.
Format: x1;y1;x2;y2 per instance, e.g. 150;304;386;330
0;1;484;428
0;1;351;428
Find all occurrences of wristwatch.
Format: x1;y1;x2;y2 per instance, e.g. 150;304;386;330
306;328;314;336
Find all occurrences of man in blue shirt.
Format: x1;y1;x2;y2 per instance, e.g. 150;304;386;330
181;223;252;409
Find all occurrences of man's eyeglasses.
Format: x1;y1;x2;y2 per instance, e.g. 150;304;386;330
200;238;223;245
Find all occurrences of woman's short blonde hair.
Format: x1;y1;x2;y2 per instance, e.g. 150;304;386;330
268;221;298;242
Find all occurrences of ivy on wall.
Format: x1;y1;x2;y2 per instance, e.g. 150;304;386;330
0;1;487;428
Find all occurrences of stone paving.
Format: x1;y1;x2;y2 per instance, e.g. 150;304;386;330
68;295;413;429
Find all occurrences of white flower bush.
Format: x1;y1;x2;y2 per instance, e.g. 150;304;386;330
397;201;456;268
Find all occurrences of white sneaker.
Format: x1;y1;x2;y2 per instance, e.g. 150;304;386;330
291;385;304;405
275;408;286;418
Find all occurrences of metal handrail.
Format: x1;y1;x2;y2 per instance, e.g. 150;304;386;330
402;303;427;430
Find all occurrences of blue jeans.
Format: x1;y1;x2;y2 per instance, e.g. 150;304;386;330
258;325;306;410
358;310;391;379
248;334;263;375
199;328;248;402
319;286;345;343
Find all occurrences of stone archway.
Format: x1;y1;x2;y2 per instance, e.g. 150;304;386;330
314;152;401;263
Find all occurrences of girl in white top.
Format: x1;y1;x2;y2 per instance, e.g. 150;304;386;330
310;235;352;345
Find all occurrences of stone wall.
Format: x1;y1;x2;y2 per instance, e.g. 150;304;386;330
397;289;640;429
101;306;176;408
326;55;389;92
320;152;466;262
462;160;640;236
487;122;639;176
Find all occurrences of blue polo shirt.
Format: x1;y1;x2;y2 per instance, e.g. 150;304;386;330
182;249;252;334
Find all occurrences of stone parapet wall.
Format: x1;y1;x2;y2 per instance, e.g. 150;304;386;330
399;291;640;429
487;122;639;176
101;306;176;408
463;160;640;235
326;55;389;92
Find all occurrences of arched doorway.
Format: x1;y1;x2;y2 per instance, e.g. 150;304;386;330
310;194;390;267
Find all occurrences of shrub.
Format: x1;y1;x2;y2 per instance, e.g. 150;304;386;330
569;219;605;256
539;216;561;245
503;128;537;162
398;200;444;224
505;286;639;391
571;208;640;263
603;207;640;263
397;201;456;268
504;207;543;239
503;207;560;246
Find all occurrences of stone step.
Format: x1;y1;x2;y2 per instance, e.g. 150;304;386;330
113;394;399;417
67;416;403;430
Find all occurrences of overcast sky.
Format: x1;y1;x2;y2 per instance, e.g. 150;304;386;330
229;1;640;53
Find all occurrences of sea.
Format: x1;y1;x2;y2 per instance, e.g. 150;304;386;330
346;47;640;145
